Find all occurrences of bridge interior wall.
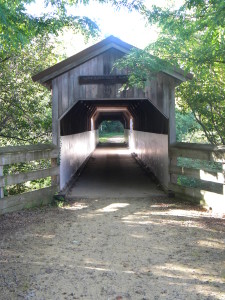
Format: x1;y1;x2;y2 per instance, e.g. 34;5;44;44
127;130;168;189
60;127;168;191
60;130;98;190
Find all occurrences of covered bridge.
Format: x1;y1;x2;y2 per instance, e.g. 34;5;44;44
0;36;224;214
32;35;185;191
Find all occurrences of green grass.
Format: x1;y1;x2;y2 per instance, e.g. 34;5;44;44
98;131;124;143
99;131;124;138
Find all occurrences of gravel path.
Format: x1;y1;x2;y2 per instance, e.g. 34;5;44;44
0;145;224;299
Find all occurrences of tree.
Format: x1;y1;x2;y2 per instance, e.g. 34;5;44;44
116;0;225;144
0;0;144;62
0;0;143;145
0;36;57;145
0;0;100;63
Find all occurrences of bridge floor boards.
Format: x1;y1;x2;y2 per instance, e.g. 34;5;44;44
68;144;164;199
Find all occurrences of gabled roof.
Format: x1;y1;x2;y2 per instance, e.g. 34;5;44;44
32;35;192;88
32;35;134;86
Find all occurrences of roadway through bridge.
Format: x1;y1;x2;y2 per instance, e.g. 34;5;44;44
67;142;165;200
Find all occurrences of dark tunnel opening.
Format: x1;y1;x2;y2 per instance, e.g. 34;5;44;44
60;99;168;136
59;99;169;190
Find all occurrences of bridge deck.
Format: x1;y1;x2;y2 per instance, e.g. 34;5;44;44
67;143;165;200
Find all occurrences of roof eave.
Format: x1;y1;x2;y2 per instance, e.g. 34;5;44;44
32;36;135;86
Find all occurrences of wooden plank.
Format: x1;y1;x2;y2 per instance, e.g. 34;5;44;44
58;76;63;117
170;147;212;161
169;143;225;162
51;158;59;186
52;79;59;146
0;165;3;199
61;73;69;114
223;163;225;196
0;185;58;215
169;183;225;201
171;176;223;194
0;143;57;154
34;42;131;85
68;70;75;107
73;68;80;100
79;75;128;85
168;84;176;144
169;165;224;184
0;148;58;165
0;166;59;188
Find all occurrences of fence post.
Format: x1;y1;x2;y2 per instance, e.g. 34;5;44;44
51;158;59;188
170;155;177;184
0;165;4;199
223;163;225;198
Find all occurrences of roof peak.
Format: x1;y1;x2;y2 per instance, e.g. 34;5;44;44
32;35;136;86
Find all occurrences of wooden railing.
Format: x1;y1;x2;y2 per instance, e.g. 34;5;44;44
0;144;59;214
169;143;225;211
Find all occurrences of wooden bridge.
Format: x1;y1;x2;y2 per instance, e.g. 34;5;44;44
0;36;225;214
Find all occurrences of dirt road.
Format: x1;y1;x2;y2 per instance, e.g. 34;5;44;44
0;145;224;299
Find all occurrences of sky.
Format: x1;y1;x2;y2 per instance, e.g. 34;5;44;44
26;0;182;56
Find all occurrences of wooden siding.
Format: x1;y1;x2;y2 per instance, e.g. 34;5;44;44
53;48;145;118
145;73;173;118
169;142;225;212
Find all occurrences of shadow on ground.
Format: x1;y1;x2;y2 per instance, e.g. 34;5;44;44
0;196;224;300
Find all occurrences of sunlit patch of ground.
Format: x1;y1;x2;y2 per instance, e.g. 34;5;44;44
0;197;224;299
99;135;125;144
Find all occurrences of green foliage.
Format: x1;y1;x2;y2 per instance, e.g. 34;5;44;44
99;121;124;143
0;0;145;63
175;109;207;143
0;36;56;145
3;159;51;196
114;49;170;89
99;120;124;134
176;66;225;144
0;0;100;62
116;0;225;145
177;156;222;190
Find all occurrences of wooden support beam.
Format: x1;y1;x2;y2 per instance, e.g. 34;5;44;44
0;166;59;188
0;185;58;215
223;163;225;197
0;165;3;199
169;165;224;184
169;143;225;162
169;183;225;201
52;79;60;147
51;158;59;187
0;144;58;165
168;85;176;145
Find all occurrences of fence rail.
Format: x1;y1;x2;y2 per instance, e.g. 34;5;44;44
169;142;225;212
0;144;59;214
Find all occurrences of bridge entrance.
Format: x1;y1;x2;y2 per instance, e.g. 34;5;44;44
32;35;188;196
0;36;224;215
